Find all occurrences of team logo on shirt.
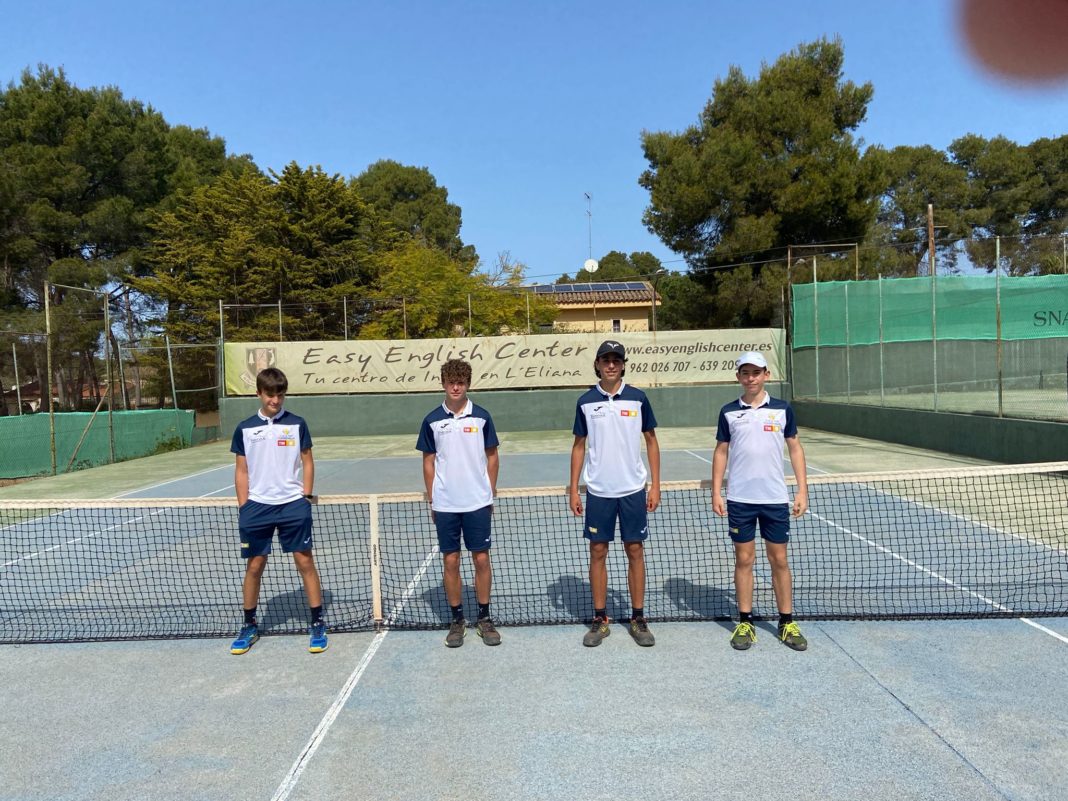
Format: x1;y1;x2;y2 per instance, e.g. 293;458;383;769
463;426;479;433
620;409;638;417
277;426;297;446
763;424;781;432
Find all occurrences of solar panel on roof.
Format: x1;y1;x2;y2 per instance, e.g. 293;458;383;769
591;283;610;291
552;285;573;293
627;281;647;290
534;285;553;294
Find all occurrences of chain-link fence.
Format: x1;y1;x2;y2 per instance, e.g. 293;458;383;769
791;274;1068;421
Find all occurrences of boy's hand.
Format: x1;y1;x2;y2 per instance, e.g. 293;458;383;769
646;486;660;512
712;492;727;516
568;489;583;517
792;490;808;518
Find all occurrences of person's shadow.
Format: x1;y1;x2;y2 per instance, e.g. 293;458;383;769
547;574;629;623
260;588;334;632
662;577;736;632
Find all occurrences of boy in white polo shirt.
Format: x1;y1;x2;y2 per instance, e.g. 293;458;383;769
229;367;325;655
711;351;808;651
417;359;501;648
569;340;661;648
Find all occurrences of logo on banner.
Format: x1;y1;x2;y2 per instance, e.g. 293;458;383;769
241;347;277;388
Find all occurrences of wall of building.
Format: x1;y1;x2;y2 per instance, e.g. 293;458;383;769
553;305;652;333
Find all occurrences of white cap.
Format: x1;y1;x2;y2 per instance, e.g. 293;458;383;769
736;351;768;370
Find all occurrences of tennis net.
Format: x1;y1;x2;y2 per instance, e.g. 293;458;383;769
2;461;1067;642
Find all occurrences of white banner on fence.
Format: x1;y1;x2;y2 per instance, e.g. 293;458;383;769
224;329;784;395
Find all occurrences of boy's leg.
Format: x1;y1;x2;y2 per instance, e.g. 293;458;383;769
242;554;269;610
442;551;463;608
623;541;645;610
471;549;492;607
732;540;756;616
588;541;609;611
292;550;323;609
764;541;792;615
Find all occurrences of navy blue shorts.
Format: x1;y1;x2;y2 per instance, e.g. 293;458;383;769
726;501;790;544
584;489;648;543
238;498;313;558
434;505;493;553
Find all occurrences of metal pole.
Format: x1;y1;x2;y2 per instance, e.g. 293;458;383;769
813;256;820;400
104;294;114;463
844;282;851;402
931;267;938;412
878;274;885;406
996;236;1003;417
343;296;348;340
585;192;592;261
1062;234;1066;274
525;292;531;335
12;343;21;414
402;297;408;339
854;243;859;281
927;203;936;278
218;299;224;344
45;281;56;475
278;298;283;341
467;294;473;337
114;337;129;410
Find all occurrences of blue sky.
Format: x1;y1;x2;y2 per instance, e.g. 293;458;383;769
3;1;1067;283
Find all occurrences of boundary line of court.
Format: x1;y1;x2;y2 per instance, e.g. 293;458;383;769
269;544;440;801
812;511;1068;645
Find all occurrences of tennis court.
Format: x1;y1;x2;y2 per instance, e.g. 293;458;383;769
1;428;1065;801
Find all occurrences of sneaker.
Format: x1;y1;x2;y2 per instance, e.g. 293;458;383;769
445;619;466;648
628;616;655;647
582;616;610;647
475;617;502;646
308;621;328;653
730;621;757;651
778;621;808;651
230;623;259;655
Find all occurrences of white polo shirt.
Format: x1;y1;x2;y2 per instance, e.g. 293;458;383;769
230;409;312;504
416;399;499;513
715;392;796;504
573;381;657;498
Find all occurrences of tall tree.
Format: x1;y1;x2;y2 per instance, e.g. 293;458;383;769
0;65;246;408
352;159;475;263
639;39;883;325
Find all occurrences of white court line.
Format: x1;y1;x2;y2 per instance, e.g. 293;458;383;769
810;509;1068;645
113;464;232;498
270;545;441;801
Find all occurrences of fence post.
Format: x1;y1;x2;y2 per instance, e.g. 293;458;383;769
45;281;56;475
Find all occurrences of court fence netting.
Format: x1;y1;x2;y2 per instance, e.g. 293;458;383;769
2;461;1067;643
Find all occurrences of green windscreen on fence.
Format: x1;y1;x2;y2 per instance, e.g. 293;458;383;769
0;410;194;479
792;274;1068;347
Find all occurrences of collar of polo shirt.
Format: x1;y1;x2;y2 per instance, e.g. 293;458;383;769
440;398;473;418
738;391;770;409
594;380;627;401
256;408;286;424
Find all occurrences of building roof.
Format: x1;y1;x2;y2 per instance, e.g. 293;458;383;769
530;281;659;305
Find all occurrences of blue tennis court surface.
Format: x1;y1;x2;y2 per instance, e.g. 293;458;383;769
1;442;1066;801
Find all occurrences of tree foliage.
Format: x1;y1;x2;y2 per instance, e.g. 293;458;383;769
353;159;475;263
558;250;664;283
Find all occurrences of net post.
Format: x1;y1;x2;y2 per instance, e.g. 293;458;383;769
369;495;383;628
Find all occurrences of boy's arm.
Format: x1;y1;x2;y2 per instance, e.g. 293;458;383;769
422;452;436;504
301;448;314;497
786;436;808;517
643;429;661;511
568;435;586;516
235;455;249;506
485;446;499;499
711;442;730;516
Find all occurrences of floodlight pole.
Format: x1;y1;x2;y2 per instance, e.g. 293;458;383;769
650;269;667;332
44;281;56;474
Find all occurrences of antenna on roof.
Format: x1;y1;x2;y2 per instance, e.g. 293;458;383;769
583;258;599;274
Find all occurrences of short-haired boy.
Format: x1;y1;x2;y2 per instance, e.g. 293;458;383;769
569;340;661;647
711;352;808;651
416;359;501;647
229;367;326;654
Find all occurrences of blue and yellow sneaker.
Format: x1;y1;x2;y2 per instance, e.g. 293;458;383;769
308;621;328;653
230;623;259;655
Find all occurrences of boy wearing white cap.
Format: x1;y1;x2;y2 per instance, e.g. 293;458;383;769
711;351;809;651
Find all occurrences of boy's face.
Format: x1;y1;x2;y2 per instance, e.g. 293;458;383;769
736;364;769;395
596;354;624;382
257;390;285;417
443;378;469;404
